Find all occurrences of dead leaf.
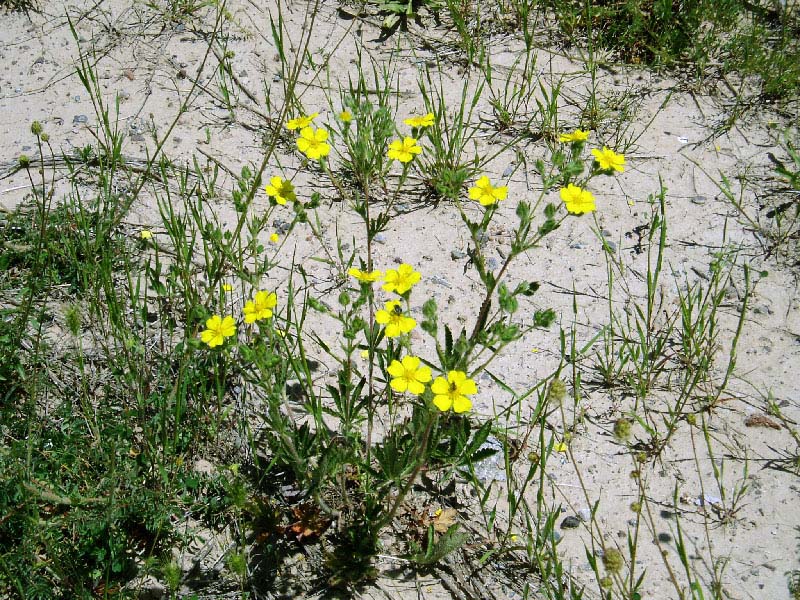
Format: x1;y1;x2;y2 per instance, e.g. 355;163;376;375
285;503;331;542
123;68;135;81
745;414;781;430
432;508;458;533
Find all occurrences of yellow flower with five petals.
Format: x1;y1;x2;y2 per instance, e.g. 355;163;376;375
375;300;416;337
243;290;277;323
559;129;590;143
286;113;319;130
348;267;383;283
382;263;420;295
403;113;434;128
265;176;296;205
431;371;476;413
387;137;422;163
296;126;331;160
591;146;625;172
201;315;236;348
387;355;431;395
560;184;596;215
469;176;508;206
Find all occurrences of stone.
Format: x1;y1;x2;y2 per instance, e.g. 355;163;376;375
450;249;467;260
561;516;581;529
72;114;88;124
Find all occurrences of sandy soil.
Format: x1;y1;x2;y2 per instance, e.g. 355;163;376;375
1;0;799;598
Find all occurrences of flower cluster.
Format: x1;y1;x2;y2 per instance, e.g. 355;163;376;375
554;130;626;214
200;289;278;348
386;355;476;414
348;262;421;294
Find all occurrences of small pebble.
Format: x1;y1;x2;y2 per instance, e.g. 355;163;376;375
273;219;291;234
560;516;581;529
570;241;587;250
14;87;22;93
273;74;281;82
373;233;387;244
603;240;617;253
690;195;707;205
175;22;185;32
130;133;145;142
430;275;451;288
73;95;81;102
502;164;515;177
578;508;591;522
451;249;467;260
657;533;672;543
73;114;88;124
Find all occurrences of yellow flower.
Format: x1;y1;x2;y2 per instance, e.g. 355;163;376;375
243;290;277;323
296;126;331;160
560;184;596;215
339;110;352;122
222;283;233;292
286;112;319;130
387;137;422;163
139;229;153;240
348;267;383;283
375;300;416;337
269;232;279;243
265;176;296;205
559;129;590;143
591;146;625;172
387;355;432;395
431;370;476;413
200;315;236;348
403;113;434;128
382;263;420;295
554;441;568;452
469;176;508;206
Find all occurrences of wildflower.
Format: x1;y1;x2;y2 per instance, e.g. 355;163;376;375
382;263;420;295
431;370;476;413
360;349;370;359
201;315;236;348
296;126;331;160
348;267;383;283
559;129;590;143
387;137;422;163
339;110;352;122
222;283;233;292
554;441;568;453
243;290;277;323
559;184;596;215
403;113;434;128
286;112;319;130
591;146;625;172
387;355;432;395
139;229;153;240
265;176;296;205
375;300;416;337
269;232;279;243
469;176;508;206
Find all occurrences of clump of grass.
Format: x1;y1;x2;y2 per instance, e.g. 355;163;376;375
539;0;800;100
